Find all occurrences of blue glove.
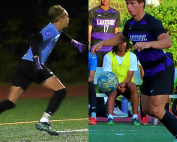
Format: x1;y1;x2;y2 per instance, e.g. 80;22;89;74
33;57;43;71
72;40;86;53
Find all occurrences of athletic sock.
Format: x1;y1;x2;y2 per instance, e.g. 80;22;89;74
160;110;177;138
132;114;138;119
40;112;51;123
108;114;113;119
91;112;96;120
89;82;97;114
45;88;67;115
0;99;15;114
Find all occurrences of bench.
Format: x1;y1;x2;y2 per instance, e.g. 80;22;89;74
94;67;177;99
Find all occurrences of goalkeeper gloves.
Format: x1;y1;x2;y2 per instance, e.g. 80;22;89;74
72;40;86;53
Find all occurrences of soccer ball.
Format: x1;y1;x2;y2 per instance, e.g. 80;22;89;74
97;71;119;93
128;102;140;117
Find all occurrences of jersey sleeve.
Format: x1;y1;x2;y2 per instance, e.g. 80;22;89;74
103;54;112;72
151;19;167;39
129;52;138;71
115;10;121;27
122;21;129;37
88;10;94;26
40;27;56;41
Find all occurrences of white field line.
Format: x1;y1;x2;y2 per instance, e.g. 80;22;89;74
0;118;88;126
57;129;88;133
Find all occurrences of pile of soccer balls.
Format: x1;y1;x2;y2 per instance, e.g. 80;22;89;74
97;71;119;93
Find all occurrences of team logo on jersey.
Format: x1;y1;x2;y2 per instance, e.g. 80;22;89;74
129;35;147;42
45;31;51;36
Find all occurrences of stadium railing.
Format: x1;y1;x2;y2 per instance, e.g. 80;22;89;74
94;67;177;99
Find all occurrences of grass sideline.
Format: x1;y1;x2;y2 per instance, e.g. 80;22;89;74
89;123;175;142
0;97;88;141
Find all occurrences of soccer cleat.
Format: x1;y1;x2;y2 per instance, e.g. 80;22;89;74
89;117;97;125
35;122;58;136
113;107;128;118
141;117;148;126
107;118;114;126
132;118;140;126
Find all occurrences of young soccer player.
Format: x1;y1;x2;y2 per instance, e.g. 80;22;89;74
92;0;177;141
0;5;85;135
88;51;97;125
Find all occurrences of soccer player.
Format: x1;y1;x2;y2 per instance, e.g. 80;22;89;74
88;51;97;125
103;40;139;125
88;0;121;67
92;0;177;141
0;5;85;135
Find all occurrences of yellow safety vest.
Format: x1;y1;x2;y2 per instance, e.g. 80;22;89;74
108;51;135;83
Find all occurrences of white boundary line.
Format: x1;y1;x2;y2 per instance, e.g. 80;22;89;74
57;129;88;133
0;118;88;126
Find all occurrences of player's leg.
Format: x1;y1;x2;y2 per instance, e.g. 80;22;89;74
151;94;177;139
140;95;147;125
89;81;97;125
0;86;24;114
0;59;31;114
107;89;117;125
124;82;140;125
35;75;66;135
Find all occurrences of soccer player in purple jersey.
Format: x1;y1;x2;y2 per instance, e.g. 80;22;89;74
0;5;85;136
92;0;177;141
88;0;121;67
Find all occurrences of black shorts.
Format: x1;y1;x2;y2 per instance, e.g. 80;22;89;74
141;63;174;96
11;59;54;90
96;51;108;67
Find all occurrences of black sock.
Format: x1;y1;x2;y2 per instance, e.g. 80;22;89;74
45;88;67;115
165;103;169;111
0;99;15;114
140;98;146;117
89;82;97;113
160;110;177;138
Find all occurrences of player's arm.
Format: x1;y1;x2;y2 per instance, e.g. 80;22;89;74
134;33;171;51
88;71;95;82
114;27;119;35
59;32;85;53
30;33;43;70
88;25;93;49
91;33;129;55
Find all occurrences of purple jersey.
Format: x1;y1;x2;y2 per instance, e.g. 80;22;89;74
89;6;120;52
122;13;172;76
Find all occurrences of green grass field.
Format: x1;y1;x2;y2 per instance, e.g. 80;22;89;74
89;122;175;142
0;97;88;142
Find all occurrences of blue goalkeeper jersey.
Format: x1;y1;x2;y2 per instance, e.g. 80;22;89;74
22;23;61;64
88;52;97;77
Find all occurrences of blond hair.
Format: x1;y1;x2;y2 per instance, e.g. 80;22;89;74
48;5;66;23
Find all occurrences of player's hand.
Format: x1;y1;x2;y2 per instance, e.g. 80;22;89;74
118;84;126;93
33;57;43;73
134;42;151;51
72;40;86;53
91;41;104;56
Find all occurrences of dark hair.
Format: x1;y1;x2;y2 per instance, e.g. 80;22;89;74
125;0;146;8
112;32;130;54
48;5;66;23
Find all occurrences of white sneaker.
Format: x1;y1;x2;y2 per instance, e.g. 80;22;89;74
113;107;128;118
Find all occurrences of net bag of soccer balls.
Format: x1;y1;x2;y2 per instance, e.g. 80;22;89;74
97;71;119;93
